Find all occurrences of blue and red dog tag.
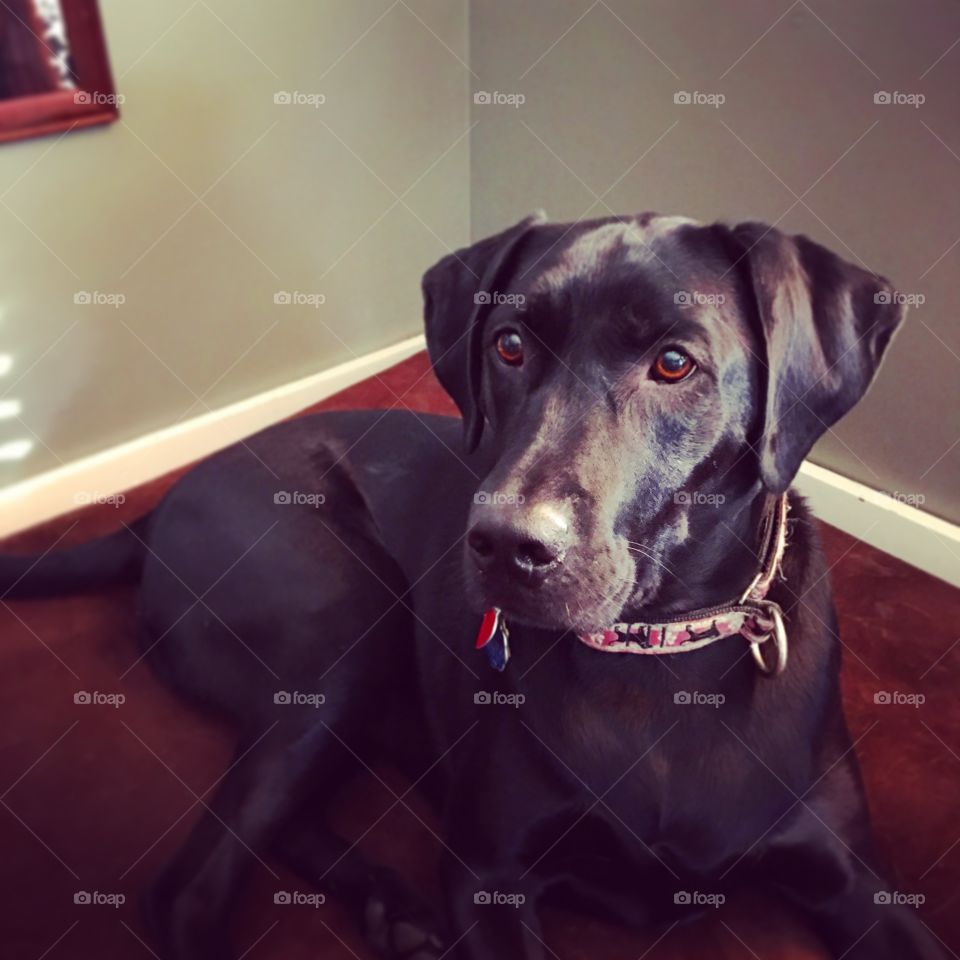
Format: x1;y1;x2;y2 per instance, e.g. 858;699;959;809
475;607;511;671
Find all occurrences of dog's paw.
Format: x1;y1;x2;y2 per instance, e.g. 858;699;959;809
364;895;444;959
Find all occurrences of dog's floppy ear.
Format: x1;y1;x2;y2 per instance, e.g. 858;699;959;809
422;212;546;451
732;222;906;494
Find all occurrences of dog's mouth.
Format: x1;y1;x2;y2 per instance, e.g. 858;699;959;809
462;520;671;636
469;568;648;636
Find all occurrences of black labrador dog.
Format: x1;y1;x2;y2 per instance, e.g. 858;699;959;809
2;212;945;960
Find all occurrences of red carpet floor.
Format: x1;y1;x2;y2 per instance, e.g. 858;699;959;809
1;352;958;959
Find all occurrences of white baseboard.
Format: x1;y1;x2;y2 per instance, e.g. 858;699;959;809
795;461;960;588
2;343;957;590
0;334;426;540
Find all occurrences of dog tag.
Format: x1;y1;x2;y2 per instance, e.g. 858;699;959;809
475;607;511;671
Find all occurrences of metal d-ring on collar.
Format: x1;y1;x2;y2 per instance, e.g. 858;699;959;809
739;494;791;675
746;598;788;675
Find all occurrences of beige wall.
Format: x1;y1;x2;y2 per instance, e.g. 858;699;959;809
469;0;960;523
0;0;469;488
3;0;957;526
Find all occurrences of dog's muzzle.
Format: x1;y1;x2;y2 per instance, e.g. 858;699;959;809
476;495;791;676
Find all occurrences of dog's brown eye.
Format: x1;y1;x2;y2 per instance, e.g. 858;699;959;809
495;330;524;366
652;348;695;383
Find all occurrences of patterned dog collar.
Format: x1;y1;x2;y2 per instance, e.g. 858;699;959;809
476;494;790;676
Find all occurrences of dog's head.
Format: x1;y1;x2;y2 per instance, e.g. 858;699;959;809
422;213;904;633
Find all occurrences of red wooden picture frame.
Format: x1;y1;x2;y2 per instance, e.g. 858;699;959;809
0;0;119;145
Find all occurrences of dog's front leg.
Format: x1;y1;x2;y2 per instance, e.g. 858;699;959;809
766;834;947;960
760;765;948;960
437;762;563;960
439;852;552;960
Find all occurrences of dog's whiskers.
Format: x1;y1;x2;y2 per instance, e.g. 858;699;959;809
626;542;678;577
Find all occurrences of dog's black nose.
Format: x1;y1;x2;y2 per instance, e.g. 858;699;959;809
468;502;569;582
